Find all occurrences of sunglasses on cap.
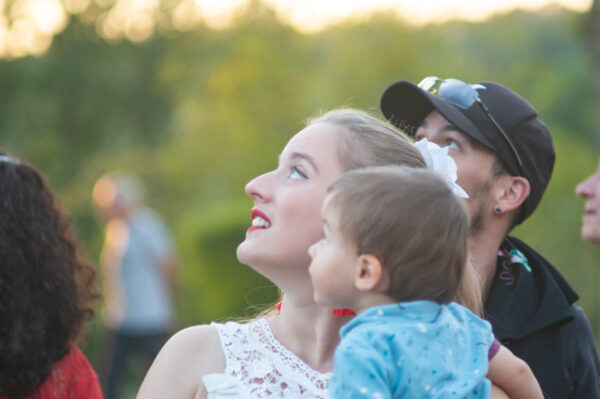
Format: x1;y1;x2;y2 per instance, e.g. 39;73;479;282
418;76;523;174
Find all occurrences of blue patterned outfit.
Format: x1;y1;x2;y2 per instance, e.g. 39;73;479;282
330;301;493;398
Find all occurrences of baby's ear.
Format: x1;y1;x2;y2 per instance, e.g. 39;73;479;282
354;254;384;292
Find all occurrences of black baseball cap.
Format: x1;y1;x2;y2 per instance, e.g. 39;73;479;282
380;79;555;224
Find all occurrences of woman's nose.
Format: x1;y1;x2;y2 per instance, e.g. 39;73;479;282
245;170;276;202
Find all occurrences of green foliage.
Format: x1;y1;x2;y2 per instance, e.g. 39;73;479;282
175;197;278;324
1;4;599;380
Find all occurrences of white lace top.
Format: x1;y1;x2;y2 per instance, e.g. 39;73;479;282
202;318;331;398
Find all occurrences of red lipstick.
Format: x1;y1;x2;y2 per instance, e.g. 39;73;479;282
248;209;272;231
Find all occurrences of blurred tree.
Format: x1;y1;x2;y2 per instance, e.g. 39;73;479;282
588;0;600;147
0;5;599;382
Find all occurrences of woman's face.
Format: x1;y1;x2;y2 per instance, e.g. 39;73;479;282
237;122;345;289
576;159;600;246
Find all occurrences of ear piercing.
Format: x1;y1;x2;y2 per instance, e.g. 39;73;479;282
494;207;502;214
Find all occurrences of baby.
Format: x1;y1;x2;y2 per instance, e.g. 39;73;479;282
308;166;542;398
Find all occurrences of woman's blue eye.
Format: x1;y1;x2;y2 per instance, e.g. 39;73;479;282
287;166;307;180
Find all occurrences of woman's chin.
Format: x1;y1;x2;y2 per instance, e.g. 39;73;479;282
236;239;266;268
236;240;252;265
237;238;313;275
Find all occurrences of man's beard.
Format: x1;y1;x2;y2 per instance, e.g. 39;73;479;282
469;197;487;235
467;175;495;236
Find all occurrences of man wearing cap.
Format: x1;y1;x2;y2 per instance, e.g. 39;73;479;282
381;77;600;398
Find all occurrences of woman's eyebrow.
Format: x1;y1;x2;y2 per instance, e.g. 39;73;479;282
290;152;319;173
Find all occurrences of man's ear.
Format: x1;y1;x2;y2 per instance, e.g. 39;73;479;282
355;254;384;292
494;175;530;213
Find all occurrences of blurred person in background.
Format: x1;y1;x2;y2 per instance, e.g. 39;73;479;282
93;172;177;399
381;77;600;398
576;159;600;247
0;153;102;399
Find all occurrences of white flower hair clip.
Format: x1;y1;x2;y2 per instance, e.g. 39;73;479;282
414;138;469;198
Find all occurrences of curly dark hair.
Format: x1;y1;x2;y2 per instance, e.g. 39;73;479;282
0;154;99;398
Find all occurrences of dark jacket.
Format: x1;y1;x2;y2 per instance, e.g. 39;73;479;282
484;236;600;399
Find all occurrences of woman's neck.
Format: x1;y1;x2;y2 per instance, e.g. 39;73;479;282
268;296;350;373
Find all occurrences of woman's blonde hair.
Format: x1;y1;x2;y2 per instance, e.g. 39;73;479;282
308;108;425;173
456;259;483;315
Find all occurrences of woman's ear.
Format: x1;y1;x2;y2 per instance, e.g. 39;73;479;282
355;254;384;292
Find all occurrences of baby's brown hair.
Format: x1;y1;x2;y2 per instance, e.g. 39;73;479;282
326;166;469;303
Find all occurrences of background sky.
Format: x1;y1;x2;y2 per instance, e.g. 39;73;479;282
0;0;593;58
254;0;591;30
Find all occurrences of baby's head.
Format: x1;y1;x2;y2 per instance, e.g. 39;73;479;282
309;165;469;310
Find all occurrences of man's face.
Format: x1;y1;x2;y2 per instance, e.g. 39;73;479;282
415;110;498;234
576;159;600;246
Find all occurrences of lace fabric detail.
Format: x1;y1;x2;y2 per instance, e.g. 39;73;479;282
213;318;331;398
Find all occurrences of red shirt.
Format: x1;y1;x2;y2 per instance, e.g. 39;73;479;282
1;345;103;399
